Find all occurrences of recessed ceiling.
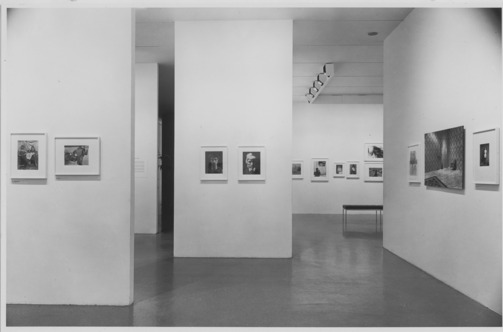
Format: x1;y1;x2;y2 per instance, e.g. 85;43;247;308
135;8;413;107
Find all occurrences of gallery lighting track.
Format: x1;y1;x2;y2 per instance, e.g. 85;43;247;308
305;63;335;104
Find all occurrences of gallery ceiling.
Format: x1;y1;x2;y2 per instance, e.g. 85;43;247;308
135;8;413;109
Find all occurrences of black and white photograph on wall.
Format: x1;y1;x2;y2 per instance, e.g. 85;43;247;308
424;126;465;189
200;146;228;181
238;146;266;181
17;140;39;170
333;161;345;178
64;145;89;166
292;160;304;179
346;161;360;179
408;143;421;183
311;158;329;182
10;133;48;179
364;143;383;161
473;128;500;185
364;163;383;182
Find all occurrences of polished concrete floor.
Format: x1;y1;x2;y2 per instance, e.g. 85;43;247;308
7;214;502;327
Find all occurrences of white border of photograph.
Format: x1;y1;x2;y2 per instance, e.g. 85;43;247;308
200;146;228;181
333;161;346;178
408;143;421;183
311;158;329;182
10;133;48;179
292;160;304;179
346;161;360;179
238;146;266;181
473;128;500;185
364;143;384;162
55;137;101;176
364;163;383;182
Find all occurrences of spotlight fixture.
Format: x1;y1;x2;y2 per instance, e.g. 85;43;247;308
305;63;335;103
368;32;378;36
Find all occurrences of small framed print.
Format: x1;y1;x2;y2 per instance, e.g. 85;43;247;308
292;160;304;179
333;162;345;178
55;137;100;176
238;146;265;181
346;161;360;179
364;143;383;162
473;128;500;185
408;143;421;183
364;163;383;182
311;158;329;182
10;133;47;179
200;146;228;181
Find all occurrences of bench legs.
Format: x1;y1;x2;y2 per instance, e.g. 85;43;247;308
342;209;383;233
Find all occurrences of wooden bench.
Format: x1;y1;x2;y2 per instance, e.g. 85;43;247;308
342;205;383;232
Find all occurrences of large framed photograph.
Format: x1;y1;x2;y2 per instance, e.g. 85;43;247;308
55;137;101;176
10;133;47;179
346;161;360;179
238;146;266;181
200;146;228;181
473;128;500;185
408;143;421;183
311;158;329;182
333;161;345;178
424;126;464;190
364;143;383;162
364;163;383;182
292;160;304;179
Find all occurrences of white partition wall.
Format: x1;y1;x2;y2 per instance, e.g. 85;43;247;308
3;9;135;305
384;9;502;314
174;21;293;258
135;63;159;234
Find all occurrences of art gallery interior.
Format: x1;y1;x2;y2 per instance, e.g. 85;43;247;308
0;2;502;329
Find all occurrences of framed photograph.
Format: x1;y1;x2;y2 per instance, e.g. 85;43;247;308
364;163;383;182
333;162;345;178
292;160;304;179
238;146;265;181
473;128;500;185
200;146;228;181
346;161;360;179
424;126;464;190
10;133;47;179
408;143;421;183
311;158;329;182
55;137;100;176
364;143;383;162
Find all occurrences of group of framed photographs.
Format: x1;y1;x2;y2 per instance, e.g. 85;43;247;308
200;146;265;181
10;133;100;179
408;126;499;188
293;143;384;183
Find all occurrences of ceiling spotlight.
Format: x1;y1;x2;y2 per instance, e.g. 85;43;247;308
310;87;319;95
368;32;378;36
317;73;329;84
314;80;323;90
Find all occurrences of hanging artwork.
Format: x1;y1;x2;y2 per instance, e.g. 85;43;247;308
424;126;465;190
200;146;228;181
55;137;101;176
346;161;360;179
292;160;304;179
364;163;383;182
311;158;329;182
333;162;345;178
473;128;500;185
364;143;383;162
408;143;421;183
10;133;48;179
238;146;266;181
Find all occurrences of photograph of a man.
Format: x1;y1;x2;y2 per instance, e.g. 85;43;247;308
243;151;261;175
206;151;223;174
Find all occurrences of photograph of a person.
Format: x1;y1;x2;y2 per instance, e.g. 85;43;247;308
64;145;89;166
409;150;417;176
480;143;489;167
350;163;357;175
336;164;343;174
292;162;302;175
243;151;261;175
17;140;39;170
205;151;223;174
311;158;328;181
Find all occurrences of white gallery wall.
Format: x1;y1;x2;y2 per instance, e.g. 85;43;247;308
384;8;501;314
293;103;383;214
3;9;135;305
135;63;159;234
174;20;292;258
